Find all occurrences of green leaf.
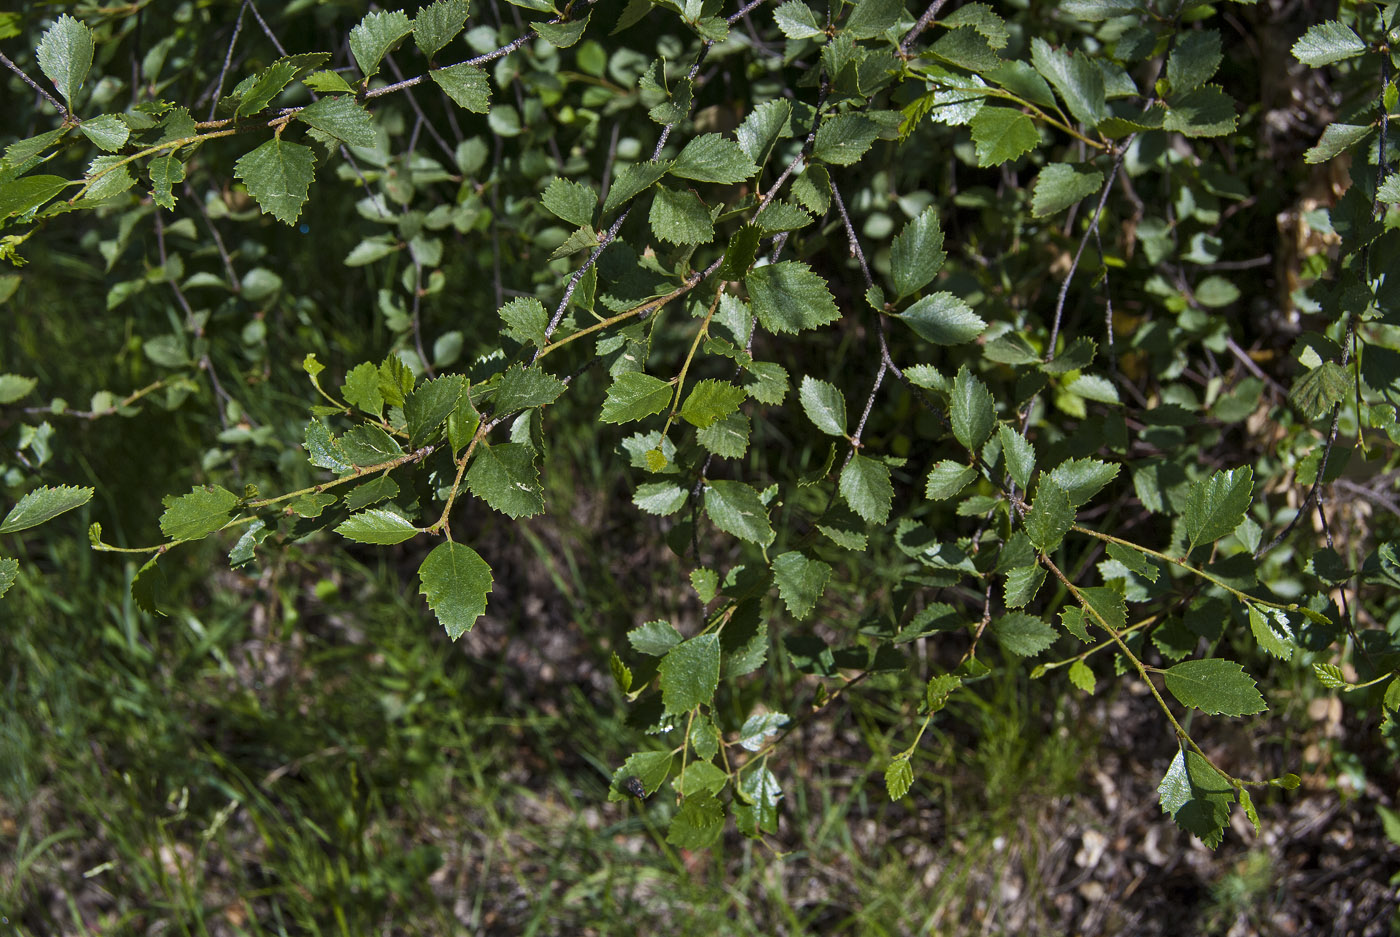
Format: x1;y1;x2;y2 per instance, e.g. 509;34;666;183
1291;20;1367;67
746;262;840;334
736;765;782;832
414;0;470;57
928;27;1002;72
533;13;591;48
1;485;94;534
0;374;36;404
235;60;299;116
1030;163;1104;217
754;200;812;233
79;114;130;152
1003;564;1046;608
1183;466;1252;551
497;297;547;348
670;134;757;184
159;485;239;541
336;508;421;545
304;418;353;474
338;425;405;465
889;207;946;299
798;376;847;436
1312;662;1349;689
405;374;465;448
350;9;414;78
792;165;831;216
997;425;1036;490
344;476;399;513
36;14;93;108
1030;38;1106;127
968;107;1038;167
896;292;984;345
233;138;315;225
431;63;491;112
736;98;791;165
342;362;384;418
772;551;832;619
1157;749;1233;848
82;156;135;203
302;70;356;94
884;754;913;800
296;96;377;146
650;186;714;244
690;568;719;604
1167;29;1221;94
697;412;750;458
148;155;186;210
602;160;671;215
541;177;596;227
630;619;684;655
993;611;1058;657
840;454;894;525
1068;659;1096;693
0;556;17;599
924;673;961;711
1304;122;1373;164
677;761;728;796
666;791;725;848
680;379;745;428
950;365;995;452
943;3;1008;48
739;711;790;751
1248;605;1294;661
608;751;672;802
926;460;977;500
741;360;788;405
813;114;880;166
718;224;763;280
844;0;903;38
600;371;672;423
1025;477;1075;552
492;364;566;414
1163;86;1237;138
0;176;69;218
1046;457;1119;506
466;442;544;518
704;480;775;545
1289;360;1348;419
658;633;721;714
1163;658;1267;716
1106;541;1159;582
634;482;688;515
418;541;493;639
774;0;823;39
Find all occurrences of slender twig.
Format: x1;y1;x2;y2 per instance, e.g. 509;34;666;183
899;0;948;56
0;50;67;119
208;0;251;121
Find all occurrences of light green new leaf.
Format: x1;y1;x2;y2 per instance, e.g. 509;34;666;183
342;362;384;417
302;70;356;94
336;508;421;545
533;14;590;48
997;424;1036;489
680;379;745;428
969;106;1038;167
1025;477;1074;552
1164;658;1266;716
774;0;823;39
418;541;493;639
405;374;465;448
926;460;977;500
36;14;93;108
414;0;470;57
79;114;129;151
1291;20;1366;67
233;138;315;225
296;96;377;146
493;364;565;414
1068;659;1096;693
897;293;984;344
704;480;774;545
0;556;17;599
600;371;672;423
813;114;880;166
650;186;714;244
889;207;946;298
840;454;893;525
950;365;995;452
431;63;491;112
799;376;847;436
541;177;597;227
670;134;757;183
1183;466;1252;551
1157;749;1234;849
772;551;832;619
1030;163;1103;217
634;482;688;515
746;262;840;334
1;485;95;534
1167;29;1221;94
658;633;721;714
1030;38;1106;127
159;485;240;541
992;611;1058;656
350;9;414;78
602;160;671;214
0;374;37;404
466;442;544;518
885;754;913;801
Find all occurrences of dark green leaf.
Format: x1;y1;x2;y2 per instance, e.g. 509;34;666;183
493;364;566;414
600;371;672;423
0;556;18;599
950;365;996;451
658;633;721;714
79;114;129;151
1030;162;1103;217
1046;457;1119;505
533;13;591;48
1167;29;1221;94
418;541;493;639
405;374;465;447
0;176;68;219
813;114;880;166
634;482;688;515
431;63;491;112
666;791;725;848
1163;658;1266;715
1;485;94;534
1163;85;1237;137
798;376;847;436
1030;38;1106;127
897;292;984;344
499;297;548;348
466;442;544;518
680;379;745;428
344;476;399;512
336;508;421;545
704;480;775;545
969;107;1038;167
1157;749;1233;849
840;454;894;525
739;711;789;750
997;424;1036;489
928;27;1002;72
1003;564;1046;608
159;485;239;541
541;176;596;227
630;619;684;655
746;262;840;334
350;9;414;78
670;134;757;183
608;751;672;802
1183;466;1252;551
148;155;185;210
602;160;671;215
1248;605;1294;660
774;0;823;39
772;551;832;619
1291;20;1367;67
1025;477;1075;552
889;207;946;298
414;0;470;57
1304;122;1373;164
36;14;93;108
233;138;315;225
926;460;977;500
338;425;405;465
845;0;903;38
993;611;1057;656
650;186;714;244
342;362;384;418
736;98;791;165
296;96;377;146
